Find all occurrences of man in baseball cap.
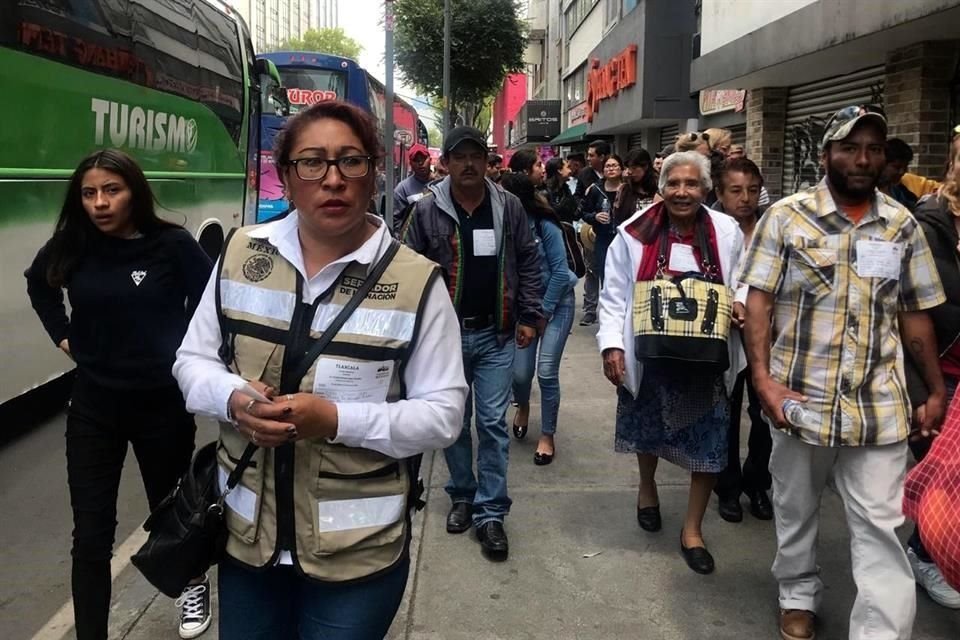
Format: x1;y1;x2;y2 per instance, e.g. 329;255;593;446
393;143;433;216
739;102;946;640
402;123;543;562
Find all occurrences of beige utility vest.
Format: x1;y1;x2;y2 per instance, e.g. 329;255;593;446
215;226;438;582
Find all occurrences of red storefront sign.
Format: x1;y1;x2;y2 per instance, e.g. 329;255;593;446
585;44;638;123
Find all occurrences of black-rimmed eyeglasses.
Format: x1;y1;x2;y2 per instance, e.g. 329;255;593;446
287;155;373;181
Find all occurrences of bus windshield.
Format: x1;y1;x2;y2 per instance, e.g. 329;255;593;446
278;68;347;114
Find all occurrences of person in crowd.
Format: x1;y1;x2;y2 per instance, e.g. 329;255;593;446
740;105;947;640
675;132;711;156
655;145;673;175
173;100;467;639
25;149;213;640
581;154;623;287
576;140;610;326
393;144;432;214
614;149;658;220
903;135;960;609
727;144;745;159
597;151;745;576
566;153;586;196
544;157;579;224
879;137;920;211
433;158;449;180
402;125;543;562
710;158;773;524
901;126;960;197
508;148;546;187
500;173;578;465
487;152;504;182
704;128;733;157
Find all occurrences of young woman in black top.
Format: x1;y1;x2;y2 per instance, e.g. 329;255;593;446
24;149;214;640
544;157;579;224
581;153;623;286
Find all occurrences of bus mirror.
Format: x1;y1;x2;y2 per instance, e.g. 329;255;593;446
255;59;282;85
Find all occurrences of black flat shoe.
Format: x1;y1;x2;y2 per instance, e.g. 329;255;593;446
512;422;528;439
636;505;662;532
446;502;473;534
476;521;509;562
680;532;715;575
747;489;773;520
718;496;743;523
533;451;554;465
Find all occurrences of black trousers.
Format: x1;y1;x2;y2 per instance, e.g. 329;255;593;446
66;373;196;640
715;368;772;500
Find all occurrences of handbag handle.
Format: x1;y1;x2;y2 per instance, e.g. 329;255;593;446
655;207;721;282
222;238;403;495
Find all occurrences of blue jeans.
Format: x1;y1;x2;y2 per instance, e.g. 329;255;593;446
512;293;575;435
445;326;515;525
218;557;409;639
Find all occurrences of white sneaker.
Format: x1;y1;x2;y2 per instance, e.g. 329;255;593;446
908;547;960;609
175;578;212;638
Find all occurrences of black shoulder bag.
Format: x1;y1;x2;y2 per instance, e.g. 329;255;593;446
131;240;402;598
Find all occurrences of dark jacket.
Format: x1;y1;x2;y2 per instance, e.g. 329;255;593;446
575;166;602;201
401;176;544;344
544;183;578;224
905;194;960;405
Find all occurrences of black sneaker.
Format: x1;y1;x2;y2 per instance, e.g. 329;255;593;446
579;314;597;326
176;577;212;639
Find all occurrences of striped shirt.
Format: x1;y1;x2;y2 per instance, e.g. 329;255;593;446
740;180;945;447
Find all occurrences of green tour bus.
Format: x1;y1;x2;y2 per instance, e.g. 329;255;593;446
1;0;282;408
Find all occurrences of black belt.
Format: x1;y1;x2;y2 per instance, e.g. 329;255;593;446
460;314;495;331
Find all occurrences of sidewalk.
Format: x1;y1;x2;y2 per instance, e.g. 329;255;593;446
117;321;959;640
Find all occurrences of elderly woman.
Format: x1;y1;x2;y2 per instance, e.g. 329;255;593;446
173;100;468;639
597;151;744;575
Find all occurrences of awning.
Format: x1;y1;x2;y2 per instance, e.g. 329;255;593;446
548;123;588;146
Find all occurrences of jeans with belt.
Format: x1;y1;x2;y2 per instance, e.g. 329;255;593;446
512;292;575;435
444;325;515;525
218;557;409;639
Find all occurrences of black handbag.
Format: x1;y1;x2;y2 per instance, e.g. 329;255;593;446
131;239;402;597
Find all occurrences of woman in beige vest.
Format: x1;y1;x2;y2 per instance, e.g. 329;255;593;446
173;101;468;639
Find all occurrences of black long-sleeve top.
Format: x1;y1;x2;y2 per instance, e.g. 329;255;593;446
25;227;213;389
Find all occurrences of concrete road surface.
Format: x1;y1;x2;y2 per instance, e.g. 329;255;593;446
3;320;958;639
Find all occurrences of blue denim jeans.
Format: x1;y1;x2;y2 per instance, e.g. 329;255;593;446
218;557;409;640
512;293;575;435
445;326;515;525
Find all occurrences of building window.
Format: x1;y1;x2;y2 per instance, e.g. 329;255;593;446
564;0;598;38
564;63;586;105
604;0;619;29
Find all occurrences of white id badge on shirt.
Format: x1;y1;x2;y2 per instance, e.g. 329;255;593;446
406;192;425;204
668;244;701;273
856;240;902;280
313;358;394;403
473;229;497;257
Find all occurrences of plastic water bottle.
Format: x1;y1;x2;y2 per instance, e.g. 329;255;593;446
601;197;612;226
782;399;813;428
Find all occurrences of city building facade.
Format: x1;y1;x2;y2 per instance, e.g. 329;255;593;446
692;0;960;200
227;0;315;51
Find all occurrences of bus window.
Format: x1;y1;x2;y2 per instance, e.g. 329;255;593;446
280;67;346;114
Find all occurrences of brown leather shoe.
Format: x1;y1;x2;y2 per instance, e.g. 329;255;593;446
779;609;815;640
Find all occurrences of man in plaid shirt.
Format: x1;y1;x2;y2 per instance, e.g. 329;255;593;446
741;106;948;640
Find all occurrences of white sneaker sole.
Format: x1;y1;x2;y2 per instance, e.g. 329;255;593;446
179;616;212;639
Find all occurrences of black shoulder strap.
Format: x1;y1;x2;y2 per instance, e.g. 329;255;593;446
216;227;240;365
224;238;402;493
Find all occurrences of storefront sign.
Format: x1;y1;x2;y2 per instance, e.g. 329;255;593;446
585;44;638;123
699;89;746;115
568;102;588;127
513;100;561;145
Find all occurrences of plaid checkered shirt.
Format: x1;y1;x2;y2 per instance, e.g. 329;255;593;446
740;179;946;447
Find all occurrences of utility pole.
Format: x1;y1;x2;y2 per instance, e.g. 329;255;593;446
384;0;395;231
442;0;451;136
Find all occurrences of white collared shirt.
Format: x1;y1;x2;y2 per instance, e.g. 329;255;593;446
173;212;467;460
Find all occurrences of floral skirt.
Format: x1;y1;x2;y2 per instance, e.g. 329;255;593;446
615;362;730;473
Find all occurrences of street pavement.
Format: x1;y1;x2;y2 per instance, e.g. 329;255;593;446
5;313;960;639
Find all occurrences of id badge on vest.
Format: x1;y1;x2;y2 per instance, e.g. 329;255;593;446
313;358;394;402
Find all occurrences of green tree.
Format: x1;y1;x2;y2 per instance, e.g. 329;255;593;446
427;124;443;148
394;0;526;130
271;28;363;60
